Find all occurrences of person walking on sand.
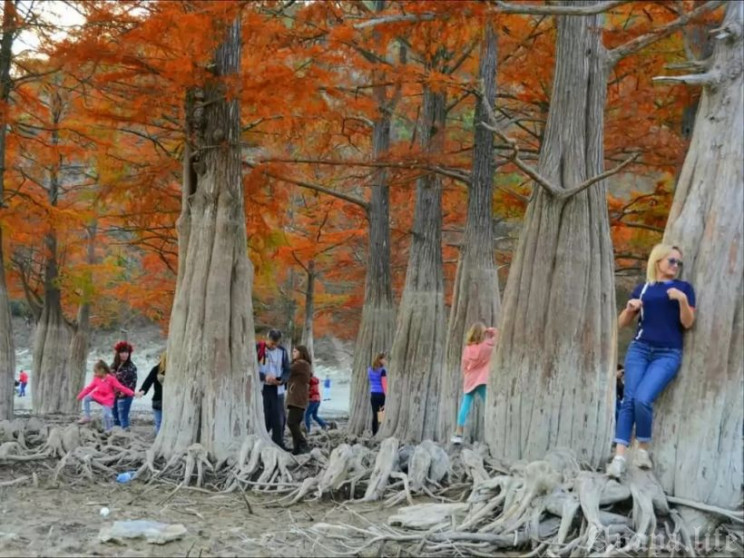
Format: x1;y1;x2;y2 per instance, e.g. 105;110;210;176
305;372;328;433
136;351;166;434
451;322;499;445
368;353;387;436
607;244;695;478
286;345;313;455
77;360;134;431
110;341;138;430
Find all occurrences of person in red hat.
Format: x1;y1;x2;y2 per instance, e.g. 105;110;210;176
111;340;138;430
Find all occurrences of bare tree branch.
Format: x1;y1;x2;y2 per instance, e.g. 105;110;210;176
495;0;629;16
245;162;369;213
353;13;436;30
607;0;724;66
652;72;719;86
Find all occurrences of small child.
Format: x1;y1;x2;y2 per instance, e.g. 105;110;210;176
77;360;134;431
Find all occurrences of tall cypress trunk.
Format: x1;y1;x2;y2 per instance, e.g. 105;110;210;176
0;0;16;421
32;93;74;415
154;17;265;461
654;1;743;513
486;2;616;467
380;83;447;443
347;0;396;436
438;24;500;443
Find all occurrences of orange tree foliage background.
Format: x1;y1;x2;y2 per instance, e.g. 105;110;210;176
1;1;715;341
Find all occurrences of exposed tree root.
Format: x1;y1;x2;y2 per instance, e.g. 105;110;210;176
2;417;742;557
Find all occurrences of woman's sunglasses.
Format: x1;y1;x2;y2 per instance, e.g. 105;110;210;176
666;258;683;267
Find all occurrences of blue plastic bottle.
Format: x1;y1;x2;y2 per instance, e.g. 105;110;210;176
116;471;136;483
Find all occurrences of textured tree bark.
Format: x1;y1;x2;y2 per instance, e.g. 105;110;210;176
437;24;500;443
379;83;447;443
65;224;97;414
300;260;315;361
347;0;396;436
0;0;16;421
153;17;265;461
653;1;743;511
32;98;74;415
486;2;616;467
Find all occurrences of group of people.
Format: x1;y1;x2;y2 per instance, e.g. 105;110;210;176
257;329;329;455
76;341;165;433
71;243;693;479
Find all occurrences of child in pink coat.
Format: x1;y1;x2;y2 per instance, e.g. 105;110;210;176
451;322;498;445
77;360;135;431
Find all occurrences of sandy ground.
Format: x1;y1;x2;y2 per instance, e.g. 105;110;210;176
0;414;393;558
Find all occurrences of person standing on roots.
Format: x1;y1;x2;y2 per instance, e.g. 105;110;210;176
607;244;695;478
110;341;138;430
451;322;499;445
18;370;28;397
305;371;328;433
368;352;387;436
77;360;134;431
136;351;166;434
257;329;291;450
286;345;313;455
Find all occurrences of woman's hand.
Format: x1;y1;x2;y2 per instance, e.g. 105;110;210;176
626;299;642;312
666;287;687;303
135;390;144;399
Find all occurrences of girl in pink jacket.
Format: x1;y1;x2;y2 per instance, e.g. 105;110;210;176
451;322;498;445
77;360;135;431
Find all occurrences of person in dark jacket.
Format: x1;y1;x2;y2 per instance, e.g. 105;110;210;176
286;345;312;455
111;340;138;430
136;351;165;433
256;329;290;450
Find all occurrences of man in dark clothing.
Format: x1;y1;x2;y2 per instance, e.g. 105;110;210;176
257;329;290;450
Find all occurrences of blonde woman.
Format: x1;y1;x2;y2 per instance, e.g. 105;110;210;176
136;351;165;433
451;322;499;445
607;244;695;478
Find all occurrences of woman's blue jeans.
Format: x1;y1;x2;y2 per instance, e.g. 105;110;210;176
614;341;681;446
112;396;134;429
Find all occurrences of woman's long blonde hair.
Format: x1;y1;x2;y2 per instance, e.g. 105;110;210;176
158;351;167;374
646;243;682;284
465;322;487;345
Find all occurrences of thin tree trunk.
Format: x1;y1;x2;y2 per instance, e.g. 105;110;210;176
0;0;16;420
65;223;96;414
486;2;616;467
301;259;315;361
347;0;396;436
380;84;447;443
154;17;264;461
653;1;743;512
438;23;500;443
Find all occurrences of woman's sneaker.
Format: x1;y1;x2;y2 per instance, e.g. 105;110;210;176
606;456;627;478
634;449;653;470
450;435;463;445
77;417;91;425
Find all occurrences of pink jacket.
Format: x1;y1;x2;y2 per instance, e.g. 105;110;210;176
77;374;134;408
461;329;498;394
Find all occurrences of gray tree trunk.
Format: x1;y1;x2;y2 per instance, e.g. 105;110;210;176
380;84;447;443
32;97;75;415
653;1;743;511
437;24;500;443
0;0;16;420
347;0;396;437
65;223;96;414
153;19;265;461
486;2;616;467
300;260;315;362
